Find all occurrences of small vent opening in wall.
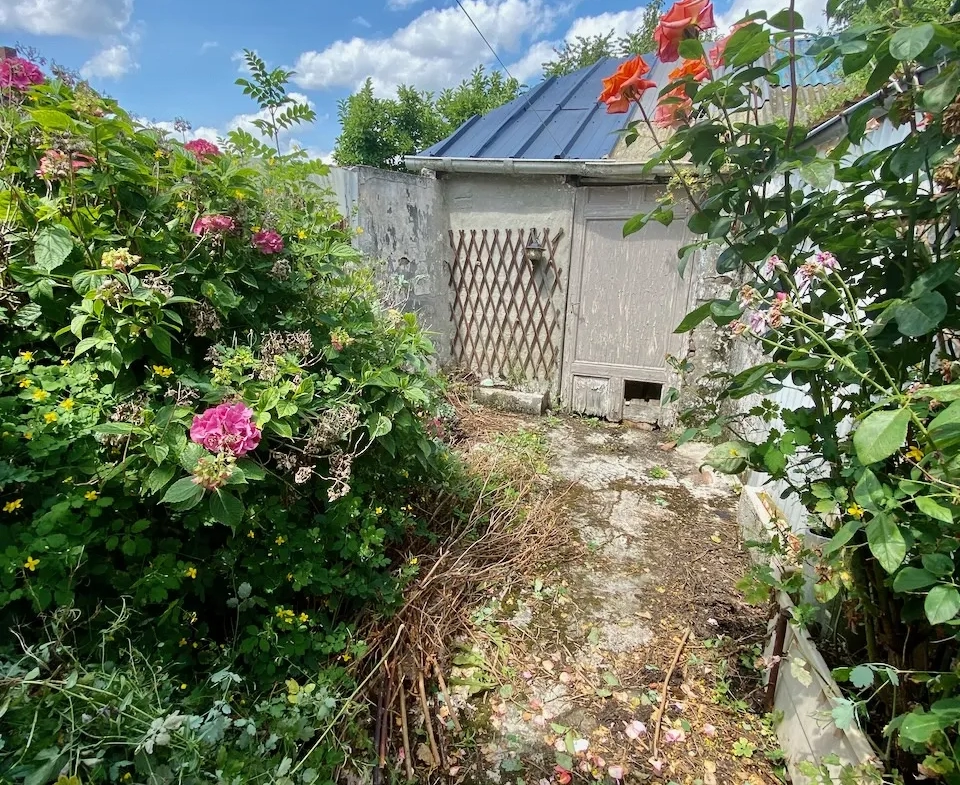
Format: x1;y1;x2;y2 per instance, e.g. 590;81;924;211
623;380;663;424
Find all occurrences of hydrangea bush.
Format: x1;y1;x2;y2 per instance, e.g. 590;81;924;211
0;52;447;781
609;2;960;779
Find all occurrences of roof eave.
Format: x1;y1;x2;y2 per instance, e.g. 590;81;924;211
403;156;677;180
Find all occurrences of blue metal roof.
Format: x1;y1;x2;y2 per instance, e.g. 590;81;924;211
420;56;634;161
418;39;842;162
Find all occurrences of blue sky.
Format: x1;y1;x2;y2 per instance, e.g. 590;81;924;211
0;0;809;159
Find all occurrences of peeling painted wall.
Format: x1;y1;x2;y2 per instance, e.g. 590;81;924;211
322;166;452;365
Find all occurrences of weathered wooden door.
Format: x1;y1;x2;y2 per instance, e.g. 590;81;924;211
561;185;692;422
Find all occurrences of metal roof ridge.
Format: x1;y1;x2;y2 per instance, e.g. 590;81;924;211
429;114;482;157
513;57;615;159
473;75;558;158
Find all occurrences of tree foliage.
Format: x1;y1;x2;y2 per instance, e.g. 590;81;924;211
542;0;664;79
334;66;522;170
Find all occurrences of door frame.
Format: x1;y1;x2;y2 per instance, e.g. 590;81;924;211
560;184;694;419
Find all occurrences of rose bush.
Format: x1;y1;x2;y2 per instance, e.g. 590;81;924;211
0;52;450;782
609;2;960;780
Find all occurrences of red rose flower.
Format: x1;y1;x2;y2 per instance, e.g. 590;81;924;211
654;0;716;63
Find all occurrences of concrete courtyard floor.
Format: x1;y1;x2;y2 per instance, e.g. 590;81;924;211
445;413;784;785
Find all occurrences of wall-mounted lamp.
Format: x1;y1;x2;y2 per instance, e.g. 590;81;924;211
525;231;544;265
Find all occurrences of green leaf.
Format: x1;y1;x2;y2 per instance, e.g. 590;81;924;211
798;159;835;190
830;697;856;730
823;519;862;556
28;108;75;130
849;665;874;689
674;301;714;333
709;299;742;324
892;567;938;592
889;24;934;61
916;495;953;523
925;584;960;625
853;408;909;465
369;414;393;438
894;292;946;337
678;38;705;59
701;440;752;474
921;66;960;112
922;553;954;577
210;490;245;529
900;710;952;744
854;469;885;510
866;514;906;573
768;8;803;28
34;224;73;272
162;477;203;504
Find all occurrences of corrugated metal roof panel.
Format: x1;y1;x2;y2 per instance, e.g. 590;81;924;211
418;37;843;162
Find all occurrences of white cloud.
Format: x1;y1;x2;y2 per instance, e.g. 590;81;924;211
292;0;558;95
0;0;131;38
200;40;219;53
353;15;371;27
80;43;135;79
718;0;827;32
507;40;557;83
386;0;425;9
565;7;651;40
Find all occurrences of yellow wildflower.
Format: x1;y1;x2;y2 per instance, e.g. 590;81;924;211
43;412;57;424
4;499;23;513
287;572;293;581
185;565;197;579
252;225;261;233
179;637;188;646
152;365;174;378
247;529;255;538
23;556;39;571
409;557;419;565
154;149;164;159
84;490;99;501
275;535;285;545
32;389;49;402
905;445;924;462
23;432;32;441
180;682;188;690
341;653;352;662
847;503;865;519
176;201;188;210
61;398;74;410
234;190;245;200
123;774;132;782
61;359;70;366
356;227;364;235
18;378;32;388
297;229;307;239
275;607;295;623
19;351;34;361
375;506;384;515
299;612;309;623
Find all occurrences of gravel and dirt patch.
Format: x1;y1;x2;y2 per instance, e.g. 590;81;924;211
439;411;785;785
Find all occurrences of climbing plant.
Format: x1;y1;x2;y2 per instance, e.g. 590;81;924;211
606;1;960;779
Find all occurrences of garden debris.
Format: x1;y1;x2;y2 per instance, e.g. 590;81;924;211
352;408;782;785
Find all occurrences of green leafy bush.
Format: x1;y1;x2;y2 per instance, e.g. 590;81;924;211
615;9;960;780
0;52;447;781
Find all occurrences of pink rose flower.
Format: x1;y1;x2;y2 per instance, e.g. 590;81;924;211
184;139;221;161
252;229;284;255
654;0;716;63
190;402;261;457
0;57;44;92
192;214;236;236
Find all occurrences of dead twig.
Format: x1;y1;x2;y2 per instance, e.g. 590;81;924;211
431;658;462;733
417;669;441;770
652;628;691;759
398;678;414;782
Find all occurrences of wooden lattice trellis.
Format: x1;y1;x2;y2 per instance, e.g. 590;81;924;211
447;228;563;383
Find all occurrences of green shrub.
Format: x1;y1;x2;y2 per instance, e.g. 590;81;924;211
0;53;448;782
